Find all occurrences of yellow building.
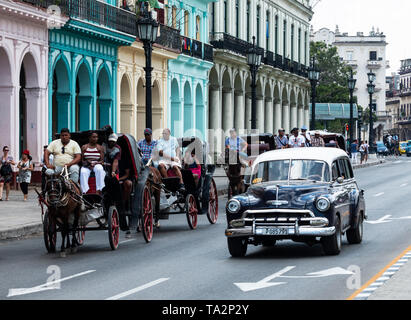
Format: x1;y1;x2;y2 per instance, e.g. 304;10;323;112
117;24;181;140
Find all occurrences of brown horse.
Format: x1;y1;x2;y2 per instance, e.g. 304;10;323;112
148;166;162;224
44;171;83;257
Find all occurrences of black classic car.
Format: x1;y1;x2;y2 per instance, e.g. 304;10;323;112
225;148;366;257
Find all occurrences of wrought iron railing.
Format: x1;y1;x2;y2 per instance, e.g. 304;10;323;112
210;32;252;56
181;36;192;56
275;54;283;68
192;39;203;59
156;24;181;52
264;51;274;67
203;43;214;62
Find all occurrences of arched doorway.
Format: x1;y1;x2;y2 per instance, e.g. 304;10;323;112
183;81;193;136
0;48;13;153
120;74;133;134
256;79;264;132
195;83;204;139
19;63;27;154
152;80;162;134
234;74;244;131
76;61;92;131
281;87;290;133
137;78;146;137
273;84;281;132
264;83;273;133
290;89;297;129
222;69;232;132
170;79;180;136
208;67;219;131
97;64;112;129
52;56;70;136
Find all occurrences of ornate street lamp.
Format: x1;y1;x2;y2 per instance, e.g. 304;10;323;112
137;5;159;129
308;56;320;130
358;108;363;143
367;74;376;153
247;36;262;130
348;69;357;148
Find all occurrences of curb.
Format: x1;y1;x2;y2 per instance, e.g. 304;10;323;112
0;223;43;241
352;159;385;170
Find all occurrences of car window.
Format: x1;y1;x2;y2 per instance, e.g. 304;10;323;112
337;159;348;180
343;158;354;179
331;161;339;181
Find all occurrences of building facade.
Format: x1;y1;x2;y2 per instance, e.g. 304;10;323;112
312;26;389;141
0;0;67;165
208;0;312;148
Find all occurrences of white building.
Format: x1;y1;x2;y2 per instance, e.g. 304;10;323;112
208;0;313;145
312;26;389;141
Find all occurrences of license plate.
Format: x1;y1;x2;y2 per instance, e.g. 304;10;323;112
256;227;289;236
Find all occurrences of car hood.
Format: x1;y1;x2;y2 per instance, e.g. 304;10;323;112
245;182;331;210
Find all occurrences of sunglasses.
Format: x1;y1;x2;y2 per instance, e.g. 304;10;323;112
61;147;65;154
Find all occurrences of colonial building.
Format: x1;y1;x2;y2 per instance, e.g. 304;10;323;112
312;26;389;141
395;59;411;140
208;0;313;143
0;0;66;165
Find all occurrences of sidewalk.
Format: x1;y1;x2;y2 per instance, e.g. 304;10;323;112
0;155;384;241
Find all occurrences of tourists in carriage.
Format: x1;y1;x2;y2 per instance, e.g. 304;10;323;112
138;128;157;166
225;128;249;166
183;145;202;188
80;131;105;195
44;128;81;183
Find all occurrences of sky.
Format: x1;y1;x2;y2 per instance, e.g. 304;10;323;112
310;0;409;75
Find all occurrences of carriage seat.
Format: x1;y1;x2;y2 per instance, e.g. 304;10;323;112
162;177;181;193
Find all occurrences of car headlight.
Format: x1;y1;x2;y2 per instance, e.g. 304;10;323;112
316;197;331;212
227;199;241;214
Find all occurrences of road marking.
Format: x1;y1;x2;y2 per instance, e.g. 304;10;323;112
105;278;170;300
365;215;392;224
373;192;385;197
119;239;137;244
7;270;96;298
347;245;411;300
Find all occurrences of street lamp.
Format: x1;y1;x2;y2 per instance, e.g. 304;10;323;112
367;74;376;153
347;69;357;149
247;36;262;131
358;108;363;143
137;5;159;130
308;56;320;130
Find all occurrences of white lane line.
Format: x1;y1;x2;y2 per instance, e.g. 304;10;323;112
119;239;137;244
105;278;170;300
356;293;371;298
7;270;96;298
400;183;409;187
374;192;385;197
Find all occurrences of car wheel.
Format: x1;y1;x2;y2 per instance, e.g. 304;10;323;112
346;212;364;244
321;215;342;256
227;237;248;257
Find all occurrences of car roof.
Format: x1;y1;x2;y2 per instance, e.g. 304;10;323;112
252;147;349;169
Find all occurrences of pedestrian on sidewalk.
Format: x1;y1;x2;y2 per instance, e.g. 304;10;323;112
0;146;16;201
17;150;34;201
350;140;359;164
364;140;369;163
359;141;366;164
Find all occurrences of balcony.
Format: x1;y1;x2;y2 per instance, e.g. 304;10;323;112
367;59;382;69
283;58;291;72
180;36;213;62
192;39;203;59
156;24;181;53
210;32;252;57
203;43;214;62
346;60;358;67
275;54;283;68
23;0;136;35
264;51;275;67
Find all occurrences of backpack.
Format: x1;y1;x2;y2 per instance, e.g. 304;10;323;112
0;162;12;177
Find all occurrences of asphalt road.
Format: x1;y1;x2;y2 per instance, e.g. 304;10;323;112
1;157;411;300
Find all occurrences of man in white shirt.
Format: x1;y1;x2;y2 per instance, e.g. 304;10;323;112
289;128;306;148
300;126;311;147
153;128;184;190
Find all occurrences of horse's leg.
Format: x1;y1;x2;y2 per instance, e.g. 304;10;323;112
71;210;79;254
60;224;67;258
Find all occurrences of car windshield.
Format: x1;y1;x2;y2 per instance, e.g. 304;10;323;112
401;143;407;147
251;160;330;184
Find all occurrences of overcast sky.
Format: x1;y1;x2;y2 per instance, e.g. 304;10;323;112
311;0;408;75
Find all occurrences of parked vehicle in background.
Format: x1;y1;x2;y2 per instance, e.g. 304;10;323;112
308;131;347;152
376;141;389;156
399;141;408;155
405;141;411;157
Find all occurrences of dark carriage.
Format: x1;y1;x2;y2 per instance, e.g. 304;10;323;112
42;128;153;252
224;133;276;199
146;137;219;233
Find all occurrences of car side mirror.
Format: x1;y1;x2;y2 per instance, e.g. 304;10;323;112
336;177;344;184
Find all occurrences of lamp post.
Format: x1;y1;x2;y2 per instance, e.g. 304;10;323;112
367;71;376;153
347;69;357;147
136;5;159;130
358;108;363;143
308;56;320;131
247;36;262;131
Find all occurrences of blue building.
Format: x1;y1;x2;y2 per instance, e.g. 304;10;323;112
165;0;216;140
48;0;136;138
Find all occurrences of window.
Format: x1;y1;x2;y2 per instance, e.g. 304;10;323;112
184;11;189;37
266;11;270;50
369;51;377;61
275;15;278;54
224;0;227;33
291;24;294;61
331;161;340;181
298;28;301;63
236;0;239;38
196;15;200;40
347;51;353;61
283;20;287;57
257;6;261;46
172;6;177;29
210;3;215;35
304;31;307;65
338;158;353;180
246;1;250;42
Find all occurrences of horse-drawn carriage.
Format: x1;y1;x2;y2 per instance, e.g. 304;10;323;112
40;128;153;255
145;136;219;235
224;133;276;199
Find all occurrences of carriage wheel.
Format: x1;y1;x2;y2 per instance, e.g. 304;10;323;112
76;229;85;246
207;178;219;224
141;185;154;243
108;206;120;250
43;210;56;253
185;194;198;230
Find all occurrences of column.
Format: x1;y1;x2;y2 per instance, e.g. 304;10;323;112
92;58;97;130
70;53;77;131
304;106;309;128
24;88;41;162
297;105;304;129
282;102;290;133
265;97;273;133
234;90;245;131
0;86;14;153
78;95;93;131
245;93;251;130
222;87;234;132
274;100;282;132
209;85;221;130
290;102;297;129
256;96;264;133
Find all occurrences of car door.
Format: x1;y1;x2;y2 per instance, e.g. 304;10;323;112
331;160;347;224
337;158;353;230
342;158;361;227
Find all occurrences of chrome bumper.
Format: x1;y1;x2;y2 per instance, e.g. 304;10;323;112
225;217;336;238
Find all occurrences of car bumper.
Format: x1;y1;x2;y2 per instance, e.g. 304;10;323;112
225;217;336;238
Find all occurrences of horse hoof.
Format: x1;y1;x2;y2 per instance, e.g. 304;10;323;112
60;251;66;258
71;247;78;254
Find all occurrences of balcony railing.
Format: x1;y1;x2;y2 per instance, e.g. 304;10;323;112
275;54;283;68
23;0;136;35
210;32;252;56
181;36;192;56
204;43;214;62
192;39;203;59
283;58;291;72
156;24;181;52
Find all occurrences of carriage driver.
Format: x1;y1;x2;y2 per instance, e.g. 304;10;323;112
44;128;81;183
